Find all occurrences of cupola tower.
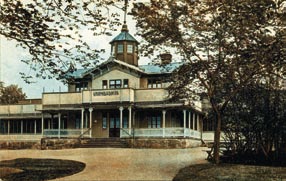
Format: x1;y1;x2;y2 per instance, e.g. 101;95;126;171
109;0;139;66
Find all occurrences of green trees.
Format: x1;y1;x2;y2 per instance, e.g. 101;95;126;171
0;82;26;104
132;0;286;163
0;0;122;82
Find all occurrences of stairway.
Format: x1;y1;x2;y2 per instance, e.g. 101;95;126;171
79;138;130;148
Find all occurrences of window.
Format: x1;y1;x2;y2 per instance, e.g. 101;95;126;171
147;79;162;89
75;82;88;92
148;115;161;128
111;45;115;55
123;79;129;88
102;80;108;89
10;120;21;134
109;79;122;89
117;44;124;53
123;117;128;128
102;113;107;129
75;118;81;129
127;44;133;53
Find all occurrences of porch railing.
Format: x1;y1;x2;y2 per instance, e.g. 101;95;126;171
43;129;90;138
121;128;201;139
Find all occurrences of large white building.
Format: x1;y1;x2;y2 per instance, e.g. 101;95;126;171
0;23;211;148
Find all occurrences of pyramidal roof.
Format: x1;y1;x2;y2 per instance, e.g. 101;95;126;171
110;24;139;44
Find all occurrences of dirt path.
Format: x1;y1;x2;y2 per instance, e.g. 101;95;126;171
0;147;207;181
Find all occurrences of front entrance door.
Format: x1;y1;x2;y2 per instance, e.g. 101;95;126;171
109;115;120;137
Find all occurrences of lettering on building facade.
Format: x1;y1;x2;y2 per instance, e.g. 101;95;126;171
93;91;119;96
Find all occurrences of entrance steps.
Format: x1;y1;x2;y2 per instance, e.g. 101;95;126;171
79;138;130;148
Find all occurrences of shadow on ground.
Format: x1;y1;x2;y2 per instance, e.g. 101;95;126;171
173;163;286;181
0;158;85;181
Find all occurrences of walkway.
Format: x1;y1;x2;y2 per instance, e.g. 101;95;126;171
0;147;207;181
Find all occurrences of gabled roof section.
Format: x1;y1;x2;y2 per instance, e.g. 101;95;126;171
65;68;92;79
139;62;184;74
65;57;184;80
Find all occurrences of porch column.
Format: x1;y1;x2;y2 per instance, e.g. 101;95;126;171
85;112;88;128
193;113;196;130
162;110;166;138
21;120;23;134
89;108;93;138
34;120;37;135
119;107;124;138
133;111;136;137
188;111;191;129
48;118;51;129
197;114;200;132
183;110;186;138
8;120;10;135
58;113;61;138
41;114;44;136
81;108;84;134
128;106;132;135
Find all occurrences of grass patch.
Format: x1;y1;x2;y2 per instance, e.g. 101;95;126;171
0;158;85;181
173;163;286;181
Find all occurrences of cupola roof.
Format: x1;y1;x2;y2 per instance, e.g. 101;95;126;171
110;24;139;44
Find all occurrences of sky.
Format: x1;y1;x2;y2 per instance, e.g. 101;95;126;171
0;2;149;99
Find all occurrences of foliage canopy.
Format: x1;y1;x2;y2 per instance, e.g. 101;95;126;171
0;0;124;82
132;0;286;163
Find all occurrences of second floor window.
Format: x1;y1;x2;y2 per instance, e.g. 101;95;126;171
110;79;122;89
75;82;88;92
123;79;129;88
102;80;107;89
147;79;162;89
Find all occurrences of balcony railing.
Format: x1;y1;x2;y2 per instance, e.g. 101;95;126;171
121;128;201;139
82;89;134;103
0;104;42;116
43;129;90;138
135;89;168;102
42;88;169;106
42;92;82;105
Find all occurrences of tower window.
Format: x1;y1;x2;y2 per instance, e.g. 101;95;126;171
117;44;124;53
127;44;133;53
111;45;115;55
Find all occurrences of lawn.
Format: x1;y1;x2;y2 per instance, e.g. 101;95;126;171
0;158;85;181
173;163;286;181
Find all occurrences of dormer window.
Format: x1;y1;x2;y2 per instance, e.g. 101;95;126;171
117;44;124;53
127;44;133;53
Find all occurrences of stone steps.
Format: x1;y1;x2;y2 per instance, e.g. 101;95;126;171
79;138;130;148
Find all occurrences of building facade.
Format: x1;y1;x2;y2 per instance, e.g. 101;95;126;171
0;24;206;145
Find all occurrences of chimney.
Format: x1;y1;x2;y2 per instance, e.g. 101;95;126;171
160;53;172;65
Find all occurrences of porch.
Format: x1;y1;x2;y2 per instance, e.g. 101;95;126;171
41;106;203;140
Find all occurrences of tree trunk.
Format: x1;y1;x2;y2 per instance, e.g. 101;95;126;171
213;113;222;164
